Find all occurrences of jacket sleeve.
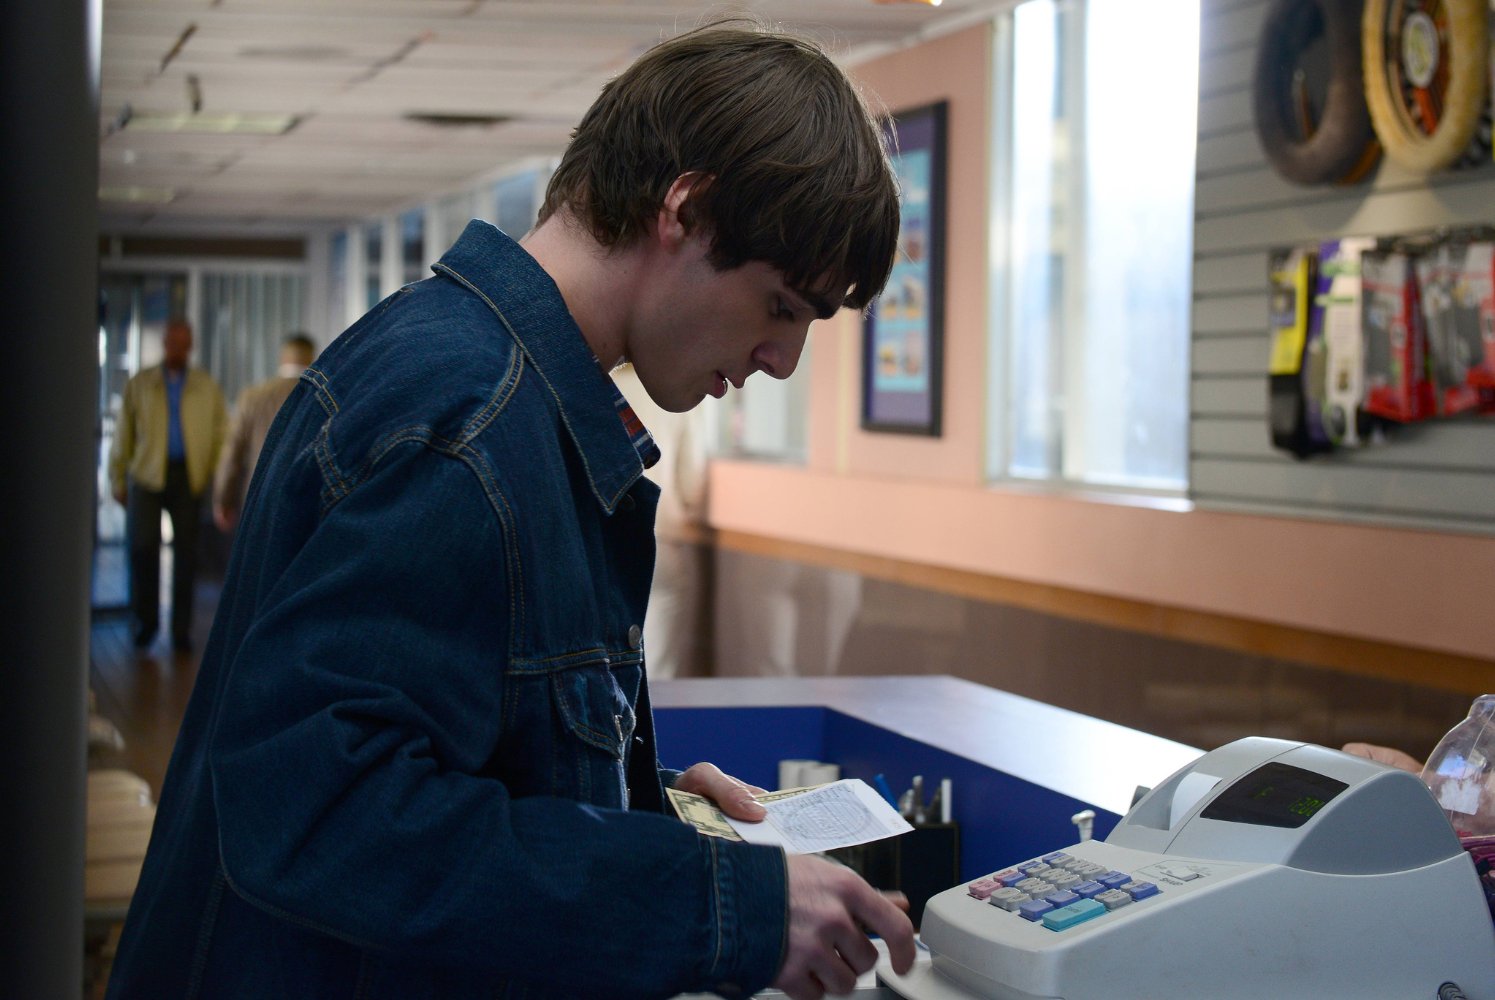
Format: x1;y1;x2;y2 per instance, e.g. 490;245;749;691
208;441;786;998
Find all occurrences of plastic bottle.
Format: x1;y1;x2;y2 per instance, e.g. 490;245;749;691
1420;694;1495;838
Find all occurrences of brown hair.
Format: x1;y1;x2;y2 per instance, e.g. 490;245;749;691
538;19;899;310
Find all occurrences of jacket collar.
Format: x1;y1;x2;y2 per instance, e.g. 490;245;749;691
432;219;643;515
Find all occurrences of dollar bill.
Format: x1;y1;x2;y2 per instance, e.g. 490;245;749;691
666;784;831;841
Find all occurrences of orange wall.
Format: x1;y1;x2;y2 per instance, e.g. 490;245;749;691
808;25;990;485
708;23;1495;664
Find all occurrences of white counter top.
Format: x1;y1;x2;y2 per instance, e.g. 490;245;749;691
651;675;1201;817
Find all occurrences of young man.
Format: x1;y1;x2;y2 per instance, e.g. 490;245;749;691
108;21;908;1000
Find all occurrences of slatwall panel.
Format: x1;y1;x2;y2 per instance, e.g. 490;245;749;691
1191;0;1495;533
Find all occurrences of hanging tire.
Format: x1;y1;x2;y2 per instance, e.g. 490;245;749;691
1254;0;1381;186
1363;0;1490;173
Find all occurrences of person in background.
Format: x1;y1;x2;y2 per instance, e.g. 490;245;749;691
612;362;711;677
109;319;227;653
213;332;318;532
107;20;911;1000
1341;741;1424;773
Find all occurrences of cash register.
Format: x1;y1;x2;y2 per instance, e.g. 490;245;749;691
878;737;1495;999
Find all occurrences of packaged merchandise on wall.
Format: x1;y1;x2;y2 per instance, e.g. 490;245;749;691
1312;237;1376;447
1453;241;1495;408
1268;227;1495;458
1416;239;1488;416
1267;246;1330;457
1361;243;1436;423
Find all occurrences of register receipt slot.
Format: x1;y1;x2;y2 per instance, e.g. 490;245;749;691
878;737;1495;999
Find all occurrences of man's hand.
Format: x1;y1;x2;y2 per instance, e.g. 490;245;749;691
673;761;767;821
773;854;915;1000
1341;742;1424;774
112;487;127;506
213;503;236;534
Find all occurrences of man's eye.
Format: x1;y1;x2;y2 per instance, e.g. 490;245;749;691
774;298;795;321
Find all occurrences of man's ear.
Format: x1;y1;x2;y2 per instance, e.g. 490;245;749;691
656;172;711;251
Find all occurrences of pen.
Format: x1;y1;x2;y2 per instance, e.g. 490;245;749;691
911;775;925;825
874;773;898;808
940;777;952;823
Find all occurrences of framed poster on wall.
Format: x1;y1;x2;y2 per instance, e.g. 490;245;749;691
862;100;947;436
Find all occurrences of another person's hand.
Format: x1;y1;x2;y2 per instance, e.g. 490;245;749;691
213;503;236;534
673;761;768;821
112;487;126;506
773;854;915;1000
1341;741;1423;774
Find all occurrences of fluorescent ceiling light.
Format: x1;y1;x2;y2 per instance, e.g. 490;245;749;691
99;185;177;204
122;110;299;135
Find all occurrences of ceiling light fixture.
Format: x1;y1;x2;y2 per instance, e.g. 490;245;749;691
873;0;943;6
120;110;300;135
99;185;177;205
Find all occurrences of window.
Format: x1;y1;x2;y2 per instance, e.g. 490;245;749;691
437;190;476;251
493;170;540;240
328;228;348;331
988;0;1198;492
400;207;425;285
362;220;383;309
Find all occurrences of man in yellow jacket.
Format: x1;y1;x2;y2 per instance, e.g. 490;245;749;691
109;320;227;652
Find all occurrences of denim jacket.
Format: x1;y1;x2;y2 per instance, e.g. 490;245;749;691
107;221;788;1000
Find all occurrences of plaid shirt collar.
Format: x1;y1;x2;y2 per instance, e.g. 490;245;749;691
604;369;660;470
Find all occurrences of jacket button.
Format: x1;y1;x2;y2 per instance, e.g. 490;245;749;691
627;624;642;649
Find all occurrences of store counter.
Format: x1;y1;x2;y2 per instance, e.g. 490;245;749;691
651;675;1201;884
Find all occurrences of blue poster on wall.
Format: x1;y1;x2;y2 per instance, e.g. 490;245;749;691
863;102;946;436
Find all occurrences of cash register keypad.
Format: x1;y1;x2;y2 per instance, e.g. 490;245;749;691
967;851;1161;932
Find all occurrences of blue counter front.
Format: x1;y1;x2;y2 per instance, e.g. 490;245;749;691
651;676;1201;883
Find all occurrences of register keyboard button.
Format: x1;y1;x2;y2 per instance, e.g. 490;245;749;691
1097;871;1132;889
1122;880;1160;900
1096;889;1133;911
966;878;998;900
1042;898;1106;931
989;888;1030;911
1072;880;1106;899
1018;899;1056;921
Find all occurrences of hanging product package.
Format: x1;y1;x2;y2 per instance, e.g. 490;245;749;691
1451;241;1495;410
1267;246;1331;456
1417;238;1486;416
1308;237;1375;446
1360;241;1436;422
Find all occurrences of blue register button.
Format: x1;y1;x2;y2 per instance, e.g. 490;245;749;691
1042;898;1106;931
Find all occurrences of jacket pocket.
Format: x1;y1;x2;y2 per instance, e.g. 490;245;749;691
550;660;637;807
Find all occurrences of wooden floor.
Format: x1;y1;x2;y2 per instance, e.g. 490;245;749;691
89;554;219;797
86;546;222;997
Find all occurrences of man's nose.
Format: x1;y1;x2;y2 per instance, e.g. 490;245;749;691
751;327;808;381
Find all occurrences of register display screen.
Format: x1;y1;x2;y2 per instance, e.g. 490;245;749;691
1199;762;1348;829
